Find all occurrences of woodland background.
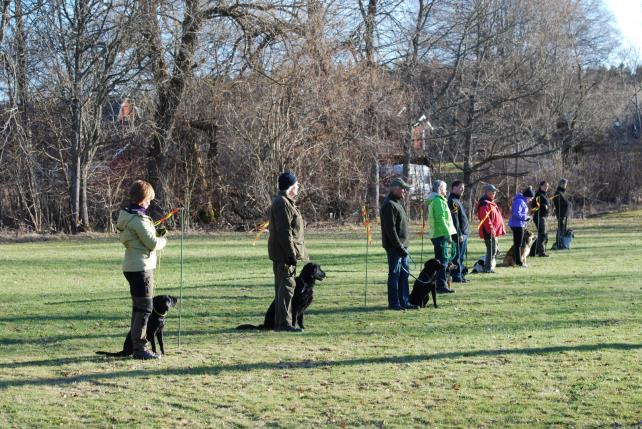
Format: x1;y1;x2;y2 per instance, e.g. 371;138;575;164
1;0;641;233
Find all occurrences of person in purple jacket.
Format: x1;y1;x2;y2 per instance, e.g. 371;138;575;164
508;187;535;267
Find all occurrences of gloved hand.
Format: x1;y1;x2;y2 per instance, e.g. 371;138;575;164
156;226;167;237
286;255;297;266
399;247;408;257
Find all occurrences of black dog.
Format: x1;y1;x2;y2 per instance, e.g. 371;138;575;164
237;262;326;331
96;295;178;357
408;259;445;308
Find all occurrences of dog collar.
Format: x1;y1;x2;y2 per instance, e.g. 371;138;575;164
153;309;167;317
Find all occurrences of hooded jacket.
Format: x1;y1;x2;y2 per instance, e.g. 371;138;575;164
268;190;308;263
508;193;530;228
116;209;167;272
426;192;457;239
476;195;506;238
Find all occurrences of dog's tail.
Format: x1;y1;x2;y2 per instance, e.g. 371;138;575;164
95;350;129;357
235;324;265;330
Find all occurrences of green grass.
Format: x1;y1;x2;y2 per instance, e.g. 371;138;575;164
1;211;642;428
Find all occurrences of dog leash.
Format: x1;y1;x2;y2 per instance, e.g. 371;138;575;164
401;255;435;285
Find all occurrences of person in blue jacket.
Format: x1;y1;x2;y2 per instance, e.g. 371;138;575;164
508;187;535;267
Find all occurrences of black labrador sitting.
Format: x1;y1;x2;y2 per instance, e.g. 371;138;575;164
408;259;446;308
96;295;178;357
237;262;326;331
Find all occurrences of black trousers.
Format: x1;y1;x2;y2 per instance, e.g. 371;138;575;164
533;216;547;256
124;271;154;353
511;227;525;266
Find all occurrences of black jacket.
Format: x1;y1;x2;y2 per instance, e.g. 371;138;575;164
380;194;409;252
553;187;570;219
532;189;550;219
447;193;469;236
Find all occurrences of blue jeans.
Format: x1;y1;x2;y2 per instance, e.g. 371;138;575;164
451;234;468;281
431;237;452;289
386;249;410;308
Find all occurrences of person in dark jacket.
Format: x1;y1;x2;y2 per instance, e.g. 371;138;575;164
380;178;418;310
268;171;309;332
448;180;469;283
532;181;550;257
553;178;571;250
508;187;534;267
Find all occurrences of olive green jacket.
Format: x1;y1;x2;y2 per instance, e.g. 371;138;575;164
116;209;167;272
268;191;308;263
380;194;409;252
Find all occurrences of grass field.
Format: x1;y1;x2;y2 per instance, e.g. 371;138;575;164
1;211;641;428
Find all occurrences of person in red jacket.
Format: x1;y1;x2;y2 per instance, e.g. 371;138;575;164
475;184;506;273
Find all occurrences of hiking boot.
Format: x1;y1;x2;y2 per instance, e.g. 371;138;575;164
402;304;420;310
133;350;161;360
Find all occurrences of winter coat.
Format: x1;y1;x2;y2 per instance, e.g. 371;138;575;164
426;192;457;239
380;194;409;253
554;187;570;219
476;196;506;238
268;191;308;263
532;189;550;220
448;193;469;236
116;209;167;272
508;193;531;228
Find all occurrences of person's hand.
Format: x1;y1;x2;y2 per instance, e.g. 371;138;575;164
399;247;408;257
286;255;297;266
459;235;464;243
156;226;167;237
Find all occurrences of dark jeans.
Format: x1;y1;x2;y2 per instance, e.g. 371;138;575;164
533;216;548;255
431;236;452;288
124;271;154;353
386;249;410;309
451;234;467;281
555;216;568;249
511;227;525;266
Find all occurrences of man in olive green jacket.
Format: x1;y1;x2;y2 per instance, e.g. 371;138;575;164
268;171;309;331
116;180;167;359
426;180;457;293
380;177;417;310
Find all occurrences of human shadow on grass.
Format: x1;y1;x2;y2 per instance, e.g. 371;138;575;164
1;342;641;389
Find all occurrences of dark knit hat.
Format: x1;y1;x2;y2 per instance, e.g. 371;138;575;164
522;187;535;198
278;171;297;191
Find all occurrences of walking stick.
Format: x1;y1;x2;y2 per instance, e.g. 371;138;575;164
178;206;184;351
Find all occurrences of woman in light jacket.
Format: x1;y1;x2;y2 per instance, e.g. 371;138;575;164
116;180;167;359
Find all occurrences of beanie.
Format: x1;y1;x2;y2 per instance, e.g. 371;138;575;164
278;171;297;191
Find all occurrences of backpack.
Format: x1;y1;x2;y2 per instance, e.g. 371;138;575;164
559;228;574;250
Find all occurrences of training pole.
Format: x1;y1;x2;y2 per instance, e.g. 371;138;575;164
178;207;184;351
364;228;369;308
420;205;425;263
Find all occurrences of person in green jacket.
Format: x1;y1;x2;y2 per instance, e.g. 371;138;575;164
426;180;457;293
268;171;309;332
116;180;167;359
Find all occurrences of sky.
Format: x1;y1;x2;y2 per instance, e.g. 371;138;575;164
604;0;642;56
